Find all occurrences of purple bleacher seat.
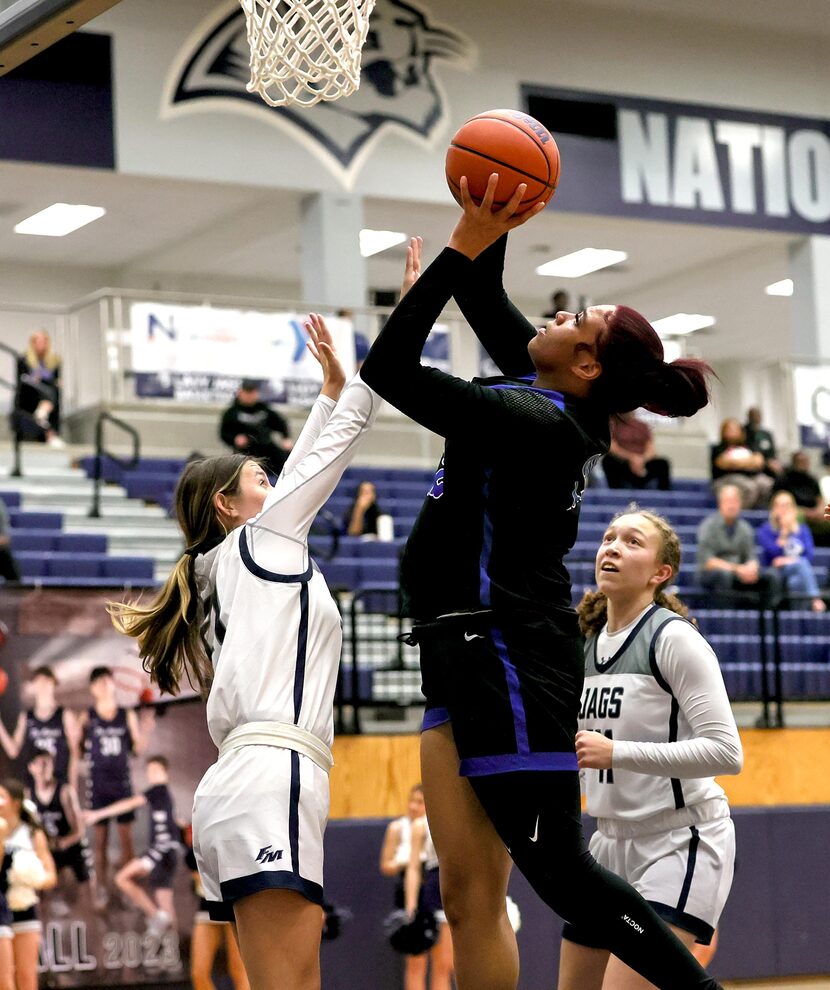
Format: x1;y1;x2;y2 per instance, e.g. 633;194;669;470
125;478;175;503
9;510;63;530
104;557;155;581
138;458;186;474
319;558;360;589
58;533;108;554
386;498;424;517
10;532;56;552
672;479;712;492
47;554;102;578
0;491;21;509
354;582;400;613
337;668;374;703
334;536;363;555
584;488;714;503
33;576;148;587
80;454;126;484
15;552;49;577
358;560;398;585
358;541;401;559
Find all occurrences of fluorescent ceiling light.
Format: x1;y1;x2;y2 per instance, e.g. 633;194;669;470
651;313;716;336
765;278;793;297
359;228;407;257
535;248;627;278
15;203;106;237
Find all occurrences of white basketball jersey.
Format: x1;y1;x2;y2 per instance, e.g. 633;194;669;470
580;604;738;823
4;822;34;857
196;377;379;752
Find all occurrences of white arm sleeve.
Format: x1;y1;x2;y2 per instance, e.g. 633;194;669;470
612;622;744;779
244;375;379;571
280;393;337;476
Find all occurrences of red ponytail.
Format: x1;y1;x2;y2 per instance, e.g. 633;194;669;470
593;306;714;418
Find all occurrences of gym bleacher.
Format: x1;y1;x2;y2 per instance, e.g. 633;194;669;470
4;453;825;705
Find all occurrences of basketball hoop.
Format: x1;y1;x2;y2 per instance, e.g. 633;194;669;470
240;0;377;108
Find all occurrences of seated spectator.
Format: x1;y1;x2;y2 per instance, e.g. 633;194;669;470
0;498;21;582
345;481;381;536
542;289;570;319
756;490;826;612
15;330;64;448
602;412;671;490
773;451;830;546
711;418;774;507
696;484;778;605
219;379;292;477
744;406;781;476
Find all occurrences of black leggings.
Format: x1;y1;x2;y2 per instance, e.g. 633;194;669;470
469;771;721;990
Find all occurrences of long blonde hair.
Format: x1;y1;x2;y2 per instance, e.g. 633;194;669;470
577;505;689;637
108;455;251;696
25;331;60;372
769;489;800;537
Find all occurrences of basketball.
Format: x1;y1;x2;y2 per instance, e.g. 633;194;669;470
0;667;7;697
446;109;561;214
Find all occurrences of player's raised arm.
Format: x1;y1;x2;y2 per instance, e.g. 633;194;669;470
361;177;544;440
452;233;536;377
252;314;380;546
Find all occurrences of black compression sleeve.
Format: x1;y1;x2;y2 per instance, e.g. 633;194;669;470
470;773;723;990
360;248;514;441
452;235;536;377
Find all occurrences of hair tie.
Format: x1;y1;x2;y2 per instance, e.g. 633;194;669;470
184;535;225;558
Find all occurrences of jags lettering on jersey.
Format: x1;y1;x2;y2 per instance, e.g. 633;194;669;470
579;684;624;720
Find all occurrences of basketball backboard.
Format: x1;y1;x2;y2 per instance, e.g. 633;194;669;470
0;0;121;74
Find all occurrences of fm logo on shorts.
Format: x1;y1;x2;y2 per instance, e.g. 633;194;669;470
255;845;284;864
164;0;475;184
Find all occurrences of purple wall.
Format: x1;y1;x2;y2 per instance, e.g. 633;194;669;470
322;807;830;988
0;32;114;169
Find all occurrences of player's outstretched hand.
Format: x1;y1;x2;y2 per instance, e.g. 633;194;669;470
575;729;613;770
306;313;346;401
400;236;423;300
448;173;546;260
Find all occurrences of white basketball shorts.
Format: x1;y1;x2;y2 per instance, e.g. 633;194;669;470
192;744;329;922
588;816;735;944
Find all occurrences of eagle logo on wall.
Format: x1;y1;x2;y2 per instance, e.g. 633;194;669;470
163;0;475;183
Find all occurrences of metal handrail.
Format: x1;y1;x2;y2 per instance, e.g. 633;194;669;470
89;411;140;518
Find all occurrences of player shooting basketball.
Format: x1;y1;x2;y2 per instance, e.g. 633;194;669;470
360;173;724;990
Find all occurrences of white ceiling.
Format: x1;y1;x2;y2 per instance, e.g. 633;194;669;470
0;160;796;362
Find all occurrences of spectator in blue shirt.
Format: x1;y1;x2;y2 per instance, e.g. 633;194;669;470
756;490;826;612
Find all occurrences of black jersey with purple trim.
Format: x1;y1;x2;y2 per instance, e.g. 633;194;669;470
361;238;608;621
24;708;70;782
84;707;131;794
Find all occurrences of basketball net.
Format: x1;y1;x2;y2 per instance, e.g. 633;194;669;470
240;0;377;108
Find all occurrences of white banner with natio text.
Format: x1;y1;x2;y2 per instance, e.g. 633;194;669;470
129;302;356;405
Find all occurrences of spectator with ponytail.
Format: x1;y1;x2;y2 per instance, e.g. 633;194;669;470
560;507;742;990
108;314;381;990
360;176;721;990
